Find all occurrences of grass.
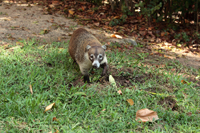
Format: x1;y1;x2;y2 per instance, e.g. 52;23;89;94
0;39;199;132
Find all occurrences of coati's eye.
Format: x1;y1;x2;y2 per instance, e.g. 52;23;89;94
90;54;94;60
99;55;102;60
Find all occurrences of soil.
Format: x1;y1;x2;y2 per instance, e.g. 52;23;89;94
0;3;106;43
158;96;179;111
0;3;199;86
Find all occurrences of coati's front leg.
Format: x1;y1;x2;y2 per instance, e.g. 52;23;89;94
101;63;108;76
83;75;90;83
80;66;90;83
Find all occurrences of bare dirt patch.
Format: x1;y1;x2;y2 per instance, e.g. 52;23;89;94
0;4;75;43
158;96;179;111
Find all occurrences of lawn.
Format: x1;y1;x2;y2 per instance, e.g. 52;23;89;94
0;39;199;132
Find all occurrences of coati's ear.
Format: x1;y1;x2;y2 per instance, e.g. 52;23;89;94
102;45;107;50
86;45;91;51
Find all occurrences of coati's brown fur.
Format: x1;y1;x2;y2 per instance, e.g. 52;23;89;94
68;28;108;83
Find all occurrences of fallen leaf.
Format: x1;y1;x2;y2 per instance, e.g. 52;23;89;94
81;6;86;11
117;90;122;95
44;103;55;113
181;80;187;84
29;84;33;94
161;31;169;37
68;9;75;15
161;32;165;37
16;41;24;46
126;99;134;106
94;22;100;26
107;42;111;45
8;45;22;50
114;16;121;19
186;112;192;116
139;30;147;36
53;117;58;121
39;29;49;35
109;75;117;89
182;92;188;98
87;10;94;15
137;15;143;20
0;17;11;21
163;54;176;59
177;54;183;58
111;34;123;39
97;108;106;117
171;68;176;71
136;108;159;122
57;37;61;41
55;129;59;133
148;27;154;30
102;109;106;112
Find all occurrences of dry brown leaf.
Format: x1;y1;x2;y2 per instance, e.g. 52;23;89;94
29;84;33;94
97;108;106;117
55;129;59;133
117;90;122;95
111;34;123;39
9;46;22;50
57;37;61;42
81;6;86;11
68;9;75;15
126;99;134;106
102;109;106;111
186;112;192;116
114;16;121;19
136;108;159;122
163;54;176;59
181;80;187;84
16;41;24;46
87;10;94;15
148;27;154;30
44;103;55;113
171;68;176;71
53;117;58;121
94;22;100;27
39;29;49;35
161;32;166;37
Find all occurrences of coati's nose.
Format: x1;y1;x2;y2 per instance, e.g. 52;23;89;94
93;63;98;68
92;60;100;68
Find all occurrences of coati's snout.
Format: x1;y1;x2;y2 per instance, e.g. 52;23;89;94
86;45;106;69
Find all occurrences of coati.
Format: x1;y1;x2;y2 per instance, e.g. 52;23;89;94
68;28;108;83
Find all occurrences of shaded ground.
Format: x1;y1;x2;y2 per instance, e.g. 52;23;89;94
0;3;199;70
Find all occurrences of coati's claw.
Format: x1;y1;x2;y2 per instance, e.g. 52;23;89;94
84;75;90;83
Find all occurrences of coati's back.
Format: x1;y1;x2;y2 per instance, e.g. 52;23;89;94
68;28;102;63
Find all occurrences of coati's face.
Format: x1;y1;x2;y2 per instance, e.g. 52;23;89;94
86;45;106;68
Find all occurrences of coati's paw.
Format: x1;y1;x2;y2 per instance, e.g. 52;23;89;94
84;75;90;83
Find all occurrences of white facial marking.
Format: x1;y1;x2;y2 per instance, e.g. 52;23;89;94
98;54;103;60
92;59;100;68
100;54;107;64
90;54;94;60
